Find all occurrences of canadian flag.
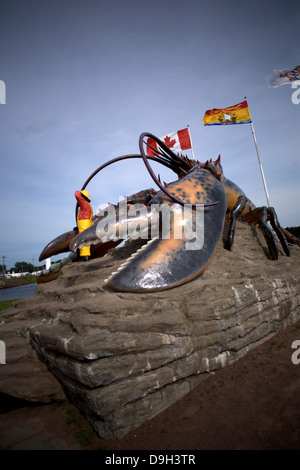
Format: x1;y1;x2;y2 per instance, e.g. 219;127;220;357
146;128;191;156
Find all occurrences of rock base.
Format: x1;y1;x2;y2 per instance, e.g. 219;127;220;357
1;222;300;439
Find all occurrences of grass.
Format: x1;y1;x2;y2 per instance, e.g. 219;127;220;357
0;275;36;288
0;275;36;311
0;299;20;311
66;409;95;447
19;275;36;283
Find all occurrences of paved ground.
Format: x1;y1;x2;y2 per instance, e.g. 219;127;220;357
1;320;300;450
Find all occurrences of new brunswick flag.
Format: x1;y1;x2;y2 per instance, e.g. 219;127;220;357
203;100;252;126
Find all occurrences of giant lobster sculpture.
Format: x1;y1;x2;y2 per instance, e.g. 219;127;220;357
39;133;300;292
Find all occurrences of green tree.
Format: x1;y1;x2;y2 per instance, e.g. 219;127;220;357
14;261;35;273
285;226;300;239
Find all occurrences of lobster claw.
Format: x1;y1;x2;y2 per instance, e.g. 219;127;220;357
69;200;152;257
39;229;78;262
40;225;121;263
105;196;227;292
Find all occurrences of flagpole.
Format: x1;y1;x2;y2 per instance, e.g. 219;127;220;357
187;124;195;160
245;97;271;207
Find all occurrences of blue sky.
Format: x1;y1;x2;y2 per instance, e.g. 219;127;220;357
1;0;299;270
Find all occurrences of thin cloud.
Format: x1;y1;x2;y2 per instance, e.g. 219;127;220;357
17;119;59;138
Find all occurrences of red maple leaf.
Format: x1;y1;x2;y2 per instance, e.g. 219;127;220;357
164;135;176;148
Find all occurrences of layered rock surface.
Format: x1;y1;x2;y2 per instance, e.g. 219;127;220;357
1;222;300;439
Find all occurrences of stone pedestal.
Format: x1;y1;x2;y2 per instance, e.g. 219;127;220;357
2;223;300;439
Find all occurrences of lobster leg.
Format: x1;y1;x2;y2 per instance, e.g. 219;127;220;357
279;226;300;248
241;206;278;260
224;195;247;251
267;207;290;256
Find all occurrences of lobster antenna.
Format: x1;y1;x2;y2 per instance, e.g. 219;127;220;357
143;140;187;174
75;152;187;221
143;138;189;176
139;132;219;209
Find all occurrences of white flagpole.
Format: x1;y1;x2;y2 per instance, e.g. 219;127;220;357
187;124;195;160
246;97;271;207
